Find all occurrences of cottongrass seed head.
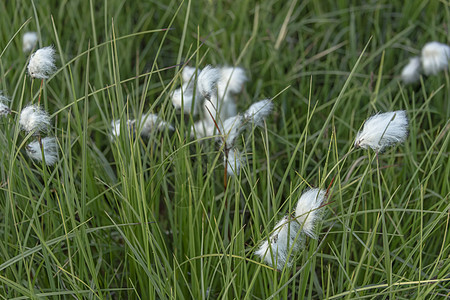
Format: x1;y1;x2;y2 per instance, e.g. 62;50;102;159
23;32;38;53
224;148;244;177
197;65;220;99
140;113;174;137
421;41;450;76
0;93;11;116
181;65;197;83
26;136;59;166
255;215;302;270
295;188;327;239
401;56;421;84
110;119;136;140
171;82;200;115
355;110;408;152
19;104;51;134
217;67;248;97
28;46;56;79
220;115;244;148
244;99;274;126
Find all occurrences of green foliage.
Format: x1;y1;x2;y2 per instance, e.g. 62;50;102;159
0;0;449;299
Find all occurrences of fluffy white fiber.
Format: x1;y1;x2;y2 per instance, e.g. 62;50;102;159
225;148;244;177
23;32;38;53
0;102;10;117
220;115;244;148
171;80;202;115
295;188;327;239
19;105;51;134
244;99;273;126
140;113;174;136
26;137;59;166
401;57;421;84
28;46;56;79
217;67;248;98
355;110;408;152
0;93;10;117
254;216;302;270
421;41;450;76
255;188;327;270
197;65;220;99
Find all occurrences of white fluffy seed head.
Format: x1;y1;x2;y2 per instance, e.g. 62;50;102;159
0;93;11;116
0;102;10;117
110;119;136;140
295;188;326;239
421;41;450;76
140;113;174;137
191;118;216;138
224;148;244;177
23;32;38;53
27;46;56;79
19;105;51;134
217;67;248;98
244;99;273;126
171;82;202;115
255;216;302;270
26;136;59;165
220;115;244;147
355;110;409;152
401;56;421;84
182;66;198;83
197;65;220;99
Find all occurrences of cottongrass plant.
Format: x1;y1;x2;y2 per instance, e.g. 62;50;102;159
401;56;421;84
354;110;409;152
19;104;51;134
18;104;59;165
171;65;248;137
220;99;274;176
401;41;450;83
421;41;450;76
26;136;59;165
22;32;38;53
255;188;327;270
110;113;174;140
27;46;57;79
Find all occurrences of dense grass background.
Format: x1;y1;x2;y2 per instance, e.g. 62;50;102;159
1;0;449;298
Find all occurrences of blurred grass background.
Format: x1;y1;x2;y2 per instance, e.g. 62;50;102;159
0;0;449;298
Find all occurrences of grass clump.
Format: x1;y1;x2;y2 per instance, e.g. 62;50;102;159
0;0;449;299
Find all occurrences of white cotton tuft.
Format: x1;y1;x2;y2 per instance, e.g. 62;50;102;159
0;102;10;117
170;82;202;115
244;99;273;126
23;32;38;53
110;119;136;140
0;93;11;117
220;115;244;148
217;67;248;98
401;57;421;84
19;105;51;134
27;46;56;79
225;148;244;177
191;119;216;138
355;110;409;152
140;113;174;136
421;41;450;76
26;136;59;165
197;65;220;99
255;216;302;270
182;66;198;83
295;188;327;239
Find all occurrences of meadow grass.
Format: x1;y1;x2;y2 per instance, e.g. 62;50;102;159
0;0;449;299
